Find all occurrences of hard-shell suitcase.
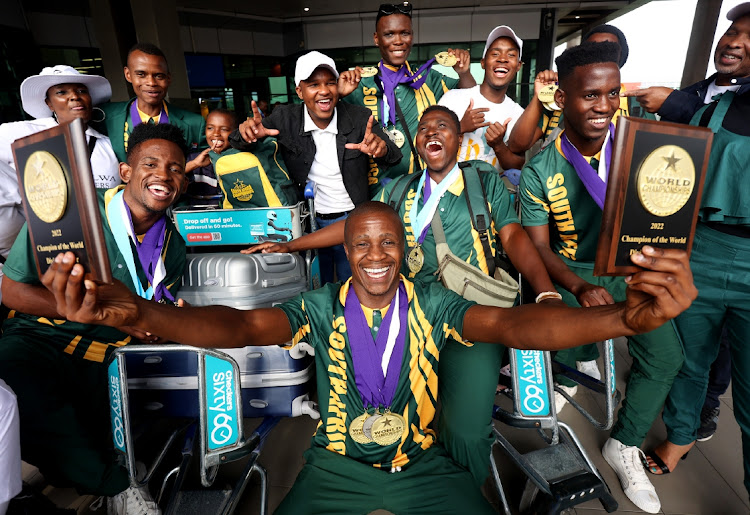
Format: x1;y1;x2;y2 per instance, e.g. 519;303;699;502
126;252;316;419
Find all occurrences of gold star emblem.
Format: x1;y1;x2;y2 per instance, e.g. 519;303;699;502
663;151;681;171
382;416;392;427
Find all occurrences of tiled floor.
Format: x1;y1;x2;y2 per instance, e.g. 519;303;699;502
34;338;747;514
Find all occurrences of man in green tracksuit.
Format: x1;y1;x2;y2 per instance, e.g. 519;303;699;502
97;43;206;162
519;42;684;514
339;3;475;193
0;124;189;515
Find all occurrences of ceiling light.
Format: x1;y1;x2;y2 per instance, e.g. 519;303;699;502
304;7;310;11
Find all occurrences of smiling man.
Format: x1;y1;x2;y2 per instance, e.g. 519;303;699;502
44;192;697;514
0;123;189;515
246;105;560;488
519;42;684;513
339;3;475;192
439;25;525;172
230;50;400;285
98;43;206;163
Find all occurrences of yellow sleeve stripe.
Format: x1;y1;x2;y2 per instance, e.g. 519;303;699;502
290;300;311;346
524;189;550;213
443;324;473;347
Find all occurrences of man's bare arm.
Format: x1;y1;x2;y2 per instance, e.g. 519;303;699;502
497;223;556;296
463;247;696;348
2;276;61;319
524;224;614;306
42;253;293;348
243;219;345;255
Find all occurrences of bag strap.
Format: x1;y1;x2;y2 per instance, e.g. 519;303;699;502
458;162;496;277
87;136;97;157
393;96;423;172
385;172;422;211
689;90;734;132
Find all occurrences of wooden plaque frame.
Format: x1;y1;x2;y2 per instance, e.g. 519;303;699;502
12;118;112;282
594;117;713;276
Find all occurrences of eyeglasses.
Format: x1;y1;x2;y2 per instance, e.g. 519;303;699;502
377;3;412;18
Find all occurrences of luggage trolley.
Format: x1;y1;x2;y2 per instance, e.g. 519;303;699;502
491;342;621;514
108;345;316;515
110;200;322;513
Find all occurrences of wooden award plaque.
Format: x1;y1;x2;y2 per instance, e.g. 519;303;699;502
11;118;112;282
594;117;713;276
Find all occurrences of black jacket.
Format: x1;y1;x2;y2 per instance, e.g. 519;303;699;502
229;102;401;206
658;73;750;124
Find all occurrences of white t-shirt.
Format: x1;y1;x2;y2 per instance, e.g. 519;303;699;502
303;108;355;214
703;81;741;104
0;117;121;189
439;85;524;172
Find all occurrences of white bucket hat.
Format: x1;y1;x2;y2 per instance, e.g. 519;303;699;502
294;51;339;86
20;65;112;119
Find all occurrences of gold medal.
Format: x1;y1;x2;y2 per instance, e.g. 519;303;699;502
544;100;561;112
636;145;695;217
362;412;381;440
360;66;378;78
387;128;405;148
407;245;424;274
434;51;457;67
349;413;372;444
24;151;68;223
537;84;558;104
371;411;407;446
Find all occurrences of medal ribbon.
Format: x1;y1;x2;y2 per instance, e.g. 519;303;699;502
559;123;614;210
408;165;460;245
105;190;173;302
129;100;169;128
344;282;408;409
377;60;436;127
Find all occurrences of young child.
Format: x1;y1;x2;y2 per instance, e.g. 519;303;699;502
187;108;297;209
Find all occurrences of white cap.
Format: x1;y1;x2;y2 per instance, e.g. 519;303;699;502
294;51;339;86
20;65;111;119
482;26;523;59
727;2;750;21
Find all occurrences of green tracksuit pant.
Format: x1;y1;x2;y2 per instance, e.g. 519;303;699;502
276;444;496;514
665;223;750;494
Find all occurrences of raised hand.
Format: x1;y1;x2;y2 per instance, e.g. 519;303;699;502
238;100;280;143
621;86;674;114
338;67;363;97
534;70;558;102
447;48;471;75
622;246;697;334
485;118;512;151
344;116;387;158
460;98;490;133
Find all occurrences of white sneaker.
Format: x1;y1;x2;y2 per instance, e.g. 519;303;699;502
108;485;161;515
602;438;661;514
577;360;602;381
554;384;578;414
